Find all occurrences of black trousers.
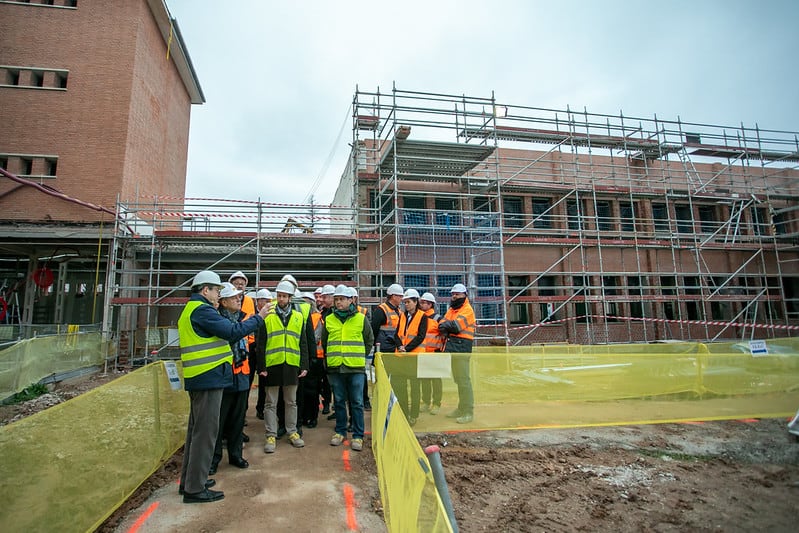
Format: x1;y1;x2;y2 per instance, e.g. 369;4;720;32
212;388;248;466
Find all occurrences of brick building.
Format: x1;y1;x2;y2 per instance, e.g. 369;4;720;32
0;0;202;330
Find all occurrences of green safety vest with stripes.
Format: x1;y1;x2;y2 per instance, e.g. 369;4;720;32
264;309;304;368
325;312;367;368
178;300;234;379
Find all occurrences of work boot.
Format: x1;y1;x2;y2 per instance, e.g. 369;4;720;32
445;409;461;419
264;436;276;453
419;404;430;413
429;405;440;415
183;488;224;504
288;432;305;448
456;413;473;424
351;438;363;451
330;433;345;446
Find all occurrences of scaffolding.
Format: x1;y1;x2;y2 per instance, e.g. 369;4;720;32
104;197;358;363
341;85;799;345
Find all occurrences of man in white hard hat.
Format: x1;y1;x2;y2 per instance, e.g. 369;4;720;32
438;283;475;424
300;291;325;428
317;285;336;417
418;292;444;414
371;283;404;354
259;280;310;453
229;272;259;419
178;270;270;503
322;284;374;451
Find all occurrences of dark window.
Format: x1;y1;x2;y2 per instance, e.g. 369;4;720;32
539;302;557;322
435;197;460;227
477;273;502;324
686;301;701;320
402;195;425;225
538;276;557;296
697;205;716;233
507;275;530;298
403;274;430;292
503;196;524;228
602;276;618;295
628;276;644;318
674;204;693;233
0;156;7;170
55;71;68;88
595;200;613;231
574;302;590;322
30;70;44;87
437;275;462;297
620;201;637;232
663;301;676;320
45;158;57;176
531;198;552;229
750;207;767;235
711;302;730;320
652;202;669;232
20;158;33;175
684;276;700;295
5;69;20;85
472;196;496;228
661;276;676;296
773;211;788;236
567;199;584;230
509;303;528;324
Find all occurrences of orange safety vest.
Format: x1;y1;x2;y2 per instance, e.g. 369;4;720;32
422;308;443;352
397;309;425;354
442;299;475;341
241;294;256;345
357;305;368;316
311;311;325;359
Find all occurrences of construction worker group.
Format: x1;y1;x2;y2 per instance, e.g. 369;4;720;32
177;270;475;503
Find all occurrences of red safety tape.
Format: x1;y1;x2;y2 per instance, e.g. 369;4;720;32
142;195;349;209
492;314;799;332
137;212;350;221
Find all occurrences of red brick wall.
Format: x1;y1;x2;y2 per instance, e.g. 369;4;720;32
0;0;192;223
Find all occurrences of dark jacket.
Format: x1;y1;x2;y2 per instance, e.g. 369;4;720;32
184;293;264;391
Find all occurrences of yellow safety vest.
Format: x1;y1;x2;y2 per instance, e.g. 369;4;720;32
325;312;367;368
178;300;233;379
264;309;303;368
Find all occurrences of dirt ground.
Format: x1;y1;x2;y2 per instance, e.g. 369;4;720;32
3;370;799;532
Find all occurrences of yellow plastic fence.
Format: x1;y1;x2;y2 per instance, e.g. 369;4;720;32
372;355;454;533
372;339;799;532
0;332;108;399
0;362;188;533
378;338;799;434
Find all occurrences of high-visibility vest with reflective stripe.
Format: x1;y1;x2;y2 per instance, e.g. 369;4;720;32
241;295;256;344
311;311;325;359
398;310;425;354
325;312;367;368
357;305;367;316
423;309;443;352
264;309;304;368
376;302;400;349
443;299;475;341
178;300;233;379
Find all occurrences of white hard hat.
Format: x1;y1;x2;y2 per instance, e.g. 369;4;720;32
192;270;223;288
387;283;404;296
255;288;272;300
219;282;242;299
348;287;358;298
314;287;323;295
403;288;420;299
420;292;437;303
321;284;336;295
301;292;316;301
334;284;351;297
229;271;248;284
451;283;468;294
281;274;298;288
294;289;302;298
276;280;296;295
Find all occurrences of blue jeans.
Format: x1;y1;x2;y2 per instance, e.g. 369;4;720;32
328;372;365;439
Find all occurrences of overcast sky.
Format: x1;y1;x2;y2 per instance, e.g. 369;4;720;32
166;0;799;205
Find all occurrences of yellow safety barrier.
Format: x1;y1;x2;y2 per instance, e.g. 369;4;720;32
0;361;188;533
372;355;454;532
0;332;108;399
373;339;799;532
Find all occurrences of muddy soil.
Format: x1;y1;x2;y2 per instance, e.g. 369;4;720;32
422;419;799;532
